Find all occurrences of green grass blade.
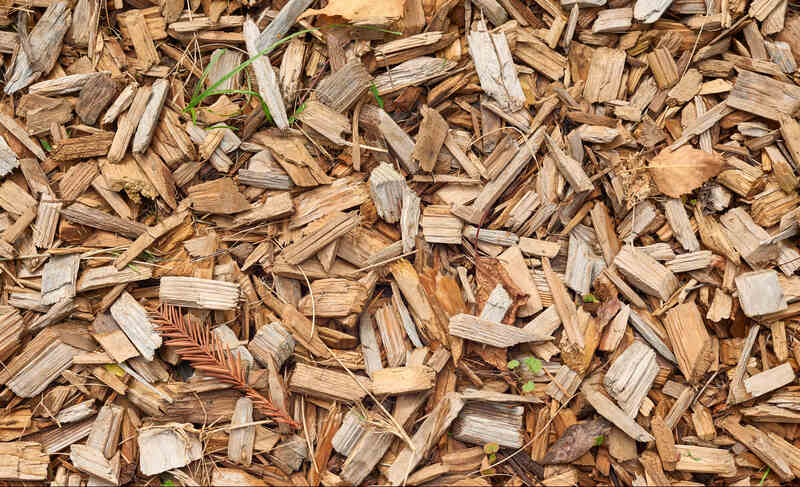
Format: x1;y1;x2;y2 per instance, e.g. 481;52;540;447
193;48;226;101
184;24;401;128
370;82;383;109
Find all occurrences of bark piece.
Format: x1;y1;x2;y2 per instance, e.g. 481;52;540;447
108;85;152;163
583;387;654;442
648;48;680;89
137;424;202;476
544;133;593;193
69;445;119;483
385;393;465;485
449;313;551;347
545;364;581;403
468;21;525;112
719;415;793;480
77;265;152;292
543;257;583;348
370;366;435;395
0;442;49;480
244;19;288;130
453;132;540;224
119;10;159;71
228;398;255;466
736;270;788;318
316;58;371;112
727;70;800;121
76;74;119;125
744;362;796;398
592;8;632;32
604;341;658;417
584;47;626;103
0;329;78;398
188;178;250;214
634;0;672;22
40;254;79;306
498;245;543;316
5;2;71;95
109;292;161;361
372;57;457;97
452;401;525;449
674;445;736;476
91;312;139;363
422;205;463;244
33;199;62;249
359;105;417;174
132;79;169;153
296;100;350;145
663;302;713;384
369;163;406;224
614;245;680;300
279;211;359;265
159;277;241;311
374;304;408;367
288;363;371;402
412;105;448;172
664;198;700;251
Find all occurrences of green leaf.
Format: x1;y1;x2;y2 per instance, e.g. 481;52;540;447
39;138;52;152
484;442;499;455
583;294;598;303
524;357;543;374
161;479;176;487
370;82;384;109
594;435;604;446
522;381;536;393
488;453;496;463
507;359;520;370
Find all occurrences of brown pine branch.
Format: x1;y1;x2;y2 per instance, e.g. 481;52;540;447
151;303;299;429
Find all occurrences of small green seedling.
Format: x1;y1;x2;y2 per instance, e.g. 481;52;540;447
507;359;520;370
583;294;598;303
524;356;543;373
522;381;536;393
594;435;604;447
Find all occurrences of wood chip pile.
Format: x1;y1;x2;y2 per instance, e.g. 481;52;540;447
3;0;800;484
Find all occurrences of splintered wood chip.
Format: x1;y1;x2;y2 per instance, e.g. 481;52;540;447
648;146;727;197
299;0;404;21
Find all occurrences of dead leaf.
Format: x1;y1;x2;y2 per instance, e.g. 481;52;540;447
648;146;726;198
299;0;404;22
540;419;612;464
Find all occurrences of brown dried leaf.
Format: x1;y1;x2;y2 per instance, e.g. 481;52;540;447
648;146;726;198
540;419;612;464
